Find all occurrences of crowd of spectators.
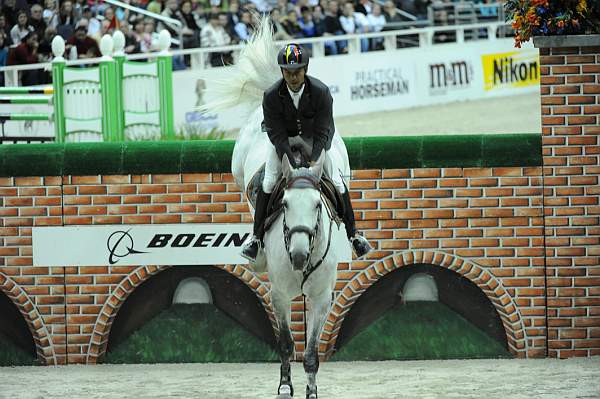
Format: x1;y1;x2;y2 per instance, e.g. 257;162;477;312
0;0;500;84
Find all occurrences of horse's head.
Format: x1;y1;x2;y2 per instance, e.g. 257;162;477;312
281;151;325;272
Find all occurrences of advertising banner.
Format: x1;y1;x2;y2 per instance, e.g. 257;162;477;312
481;48;540;92
172;38;539;131
33;223;352;266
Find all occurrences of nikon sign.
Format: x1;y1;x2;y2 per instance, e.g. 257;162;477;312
481;49;540;91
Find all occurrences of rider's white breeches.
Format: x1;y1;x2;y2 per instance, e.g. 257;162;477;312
262;143;346;194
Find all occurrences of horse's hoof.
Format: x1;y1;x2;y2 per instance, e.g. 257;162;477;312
306;385;317;399
277;384;293;398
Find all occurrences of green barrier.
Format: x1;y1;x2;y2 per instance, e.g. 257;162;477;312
2;31;175;143
0;134;542;177
0;114;51;121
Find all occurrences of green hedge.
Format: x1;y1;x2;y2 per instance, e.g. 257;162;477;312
0;134;541;177
104;304;277;364
332;302;511;361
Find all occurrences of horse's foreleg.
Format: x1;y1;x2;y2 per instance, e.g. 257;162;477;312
272;290;294;398
303;291;331;399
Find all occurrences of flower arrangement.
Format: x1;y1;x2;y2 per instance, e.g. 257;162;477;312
505;0;600;47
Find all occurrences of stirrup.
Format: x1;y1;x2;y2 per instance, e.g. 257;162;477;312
350;233;372;258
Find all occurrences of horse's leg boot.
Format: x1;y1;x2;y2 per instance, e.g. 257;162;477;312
241;187;271;262
341;190;372;258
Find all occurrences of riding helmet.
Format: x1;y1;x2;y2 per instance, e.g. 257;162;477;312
277;44;309;70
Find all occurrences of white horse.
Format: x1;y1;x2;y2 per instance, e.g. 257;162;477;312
200;19;351;399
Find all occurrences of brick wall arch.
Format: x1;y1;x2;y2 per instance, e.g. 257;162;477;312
86;264;273;363
321;250;527;359
0;272;56;365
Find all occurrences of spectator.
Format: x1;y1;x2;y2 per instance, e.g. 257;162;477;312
1;0;20;28
7;31;42;85
147;0;164;15
140;19;158;52
178;0;201;48
218;12;236;43
66;21;101;59
367;3;385;50
270;8;292;40
159;0;179;37
276;0;294;16
29;4;47;39
103;7;120;31
248;0;272;13
90;18;111;44
56;0;75;39
73;0;86;21
132;17;145;51
42;0;58;29
82;6;100;38
479;0;498;20
37;26;56;61
200;12;232;67
323;0;346;54
9;10;34;46
312;5;326;35
339;2;369;51
298;6;318;38
224;1;240;33
383;0;403;23
355;0;372;15
281;9;302;38
234;10;253;42
119;22;139;54
0;32;8;85
0;13;9;44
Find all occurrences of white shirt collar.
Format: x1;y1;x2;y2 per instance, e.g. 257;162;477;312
287;83;305;109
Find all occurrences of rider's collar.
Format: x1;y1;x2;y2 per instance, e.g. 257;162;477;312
287;83;305;95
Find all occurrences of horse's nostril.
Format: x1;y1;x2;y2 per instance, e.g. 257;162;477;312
291;252;308;271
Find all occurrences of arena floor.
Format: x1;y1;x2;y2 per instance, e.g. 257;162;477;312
336;93;541;136
2;358;598;399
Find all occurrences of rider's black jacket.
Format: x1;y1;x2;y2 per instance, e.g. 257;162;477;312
262;75;335;165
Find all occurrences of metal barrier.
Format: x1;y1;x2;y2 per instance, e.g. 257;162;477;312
0;31;175;143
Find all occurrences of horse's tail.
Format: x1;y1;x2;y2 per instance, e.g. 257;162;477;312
198;16;280;114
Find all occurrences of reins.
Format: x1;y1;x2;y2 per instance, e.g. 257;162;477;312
281;173;336;353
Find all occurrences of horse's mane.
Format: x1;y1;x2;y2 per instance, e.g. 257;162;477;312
198;17;280;114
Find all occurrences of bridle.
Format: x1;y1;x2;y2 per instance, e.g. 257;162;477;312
282;174;334;291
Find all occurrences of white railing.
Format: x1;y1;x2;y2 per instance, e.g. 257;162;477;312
0;21;510;86
102;0;183;48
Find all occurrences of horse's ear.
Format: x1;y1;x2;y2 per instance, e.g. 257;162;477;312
282;153;293;180
309;150;325;179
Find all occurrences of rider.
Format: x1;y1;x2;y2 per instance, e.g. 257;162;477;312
241;43;372;262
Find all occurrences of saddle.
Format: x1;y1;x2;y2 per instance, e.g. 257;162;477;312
246;162;344;234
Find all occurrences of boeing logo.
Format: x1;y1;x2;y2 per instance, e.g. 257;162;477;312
106;230;148;265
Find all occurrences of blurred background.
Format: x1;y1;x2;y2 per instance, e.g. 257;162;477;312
0;0;541;143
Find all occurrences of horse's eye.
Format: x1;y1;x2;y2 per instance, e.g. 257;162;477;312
316;203;321;210
283;201;288;209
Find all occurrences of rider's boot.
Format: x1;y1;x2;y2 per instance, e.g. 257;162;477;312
341;189;372;258
241;187;271;262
